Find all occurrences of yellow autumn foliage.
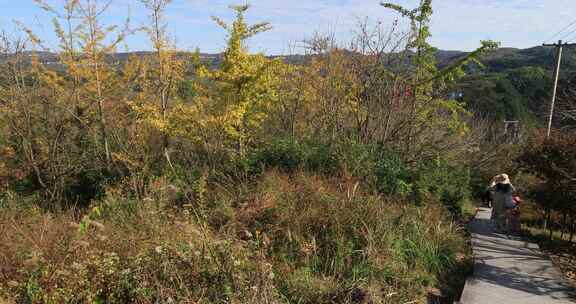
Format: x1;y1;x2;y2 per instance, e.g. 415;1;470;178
166;4;288;156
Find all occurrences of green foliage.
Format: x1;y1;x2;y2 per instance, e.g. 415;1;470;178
337;143;471;211
373;150;413;196
461;66;548;124
249;138;305;173
391;221;456;278
381;0;497;154
412;159;471;214
245;138;340;175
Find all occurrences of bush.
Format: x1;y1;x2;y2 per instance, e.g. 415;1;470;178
250;138;306;173
411;159;471;215
338;143;471;213
334;143;414;196
335;141;379;180
517;130;576;239
305;142;341;174
373;150;413;196
245;138;340;175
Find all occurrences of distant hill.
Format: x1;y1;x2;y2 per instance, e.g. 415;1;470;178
3;46;570;124
452;47;563;125
435;46;575;73
2;46;567;74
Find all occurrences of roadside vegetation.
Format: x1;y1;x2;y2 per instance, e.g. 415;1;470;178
511;130;576;286
0;0;531;303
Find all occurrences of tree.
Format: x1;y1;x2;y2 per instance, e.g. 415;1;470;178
34;0;129;169
381;0;498;161
518;130;576;239
1;0;130;204
133;0;186;170
556;71;576;129
172;4;286;159
76;0;129;168
0;31;44;191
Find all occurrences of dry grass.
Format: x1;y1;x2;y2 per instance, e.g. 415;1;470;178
0;170;469;304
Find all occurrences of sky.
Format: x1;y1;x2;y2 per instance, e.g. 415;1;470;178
1;0;576;55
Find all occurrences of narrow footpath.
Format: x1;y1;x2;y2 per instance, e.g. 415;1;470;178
460;207;575;304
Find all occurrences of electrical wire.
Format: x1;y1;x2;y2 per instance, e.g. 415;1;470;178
544;18;576;44
565;36;576;44
558;26;576;43
564;30;576;44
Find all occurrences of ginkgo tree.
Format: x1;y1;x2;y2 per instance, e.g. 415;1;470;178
76;0;129;169
128;0;187;170
181;4;287;157
33;0;129;169
6;0;130;203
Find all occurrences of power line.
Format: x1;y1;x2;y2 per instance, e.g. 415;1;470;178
564;30;576;44
544;19;576;44
565;36;576;44
558;26;576;42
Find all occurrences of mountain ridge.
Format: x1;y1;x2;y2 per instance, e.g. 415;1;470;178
3;46;567;73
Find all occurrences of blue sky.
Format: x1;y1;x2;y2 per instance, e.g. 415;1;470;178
1;0;576;54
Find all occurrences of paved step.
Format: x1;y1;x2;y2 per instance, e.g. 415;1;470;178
460;207;575;304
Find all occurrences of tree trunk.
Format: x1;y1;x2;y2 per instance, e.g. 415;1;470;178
543;209;549;231
97;98;111;169
561;212;567;240
161;91;174;171
570;214;576;242
89;13;111;170
548;210;553;240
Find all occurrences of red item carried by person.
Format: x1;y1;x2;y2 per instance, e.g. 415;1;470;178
511;196;522;215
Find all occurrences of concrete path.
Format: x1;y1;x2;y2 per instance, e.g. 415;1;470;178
460;207;575;304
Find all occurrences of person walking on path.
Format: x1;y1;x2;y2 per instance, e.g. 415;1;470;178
489;174;515;233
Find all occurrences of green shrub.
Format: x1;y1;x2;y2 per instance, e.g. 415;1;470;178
336;141;378;177
253;138;306;172
373;150;413;196
304;142;340;174
335;143;415;196
335;143;471;212
411;159;471;215
245;138;340;175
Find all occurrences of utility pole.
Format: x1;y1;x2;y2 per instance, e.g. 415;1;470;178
542;40;576;137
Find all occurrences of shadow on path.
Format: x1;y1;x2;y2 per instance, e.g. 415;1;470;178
460;207;575;304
